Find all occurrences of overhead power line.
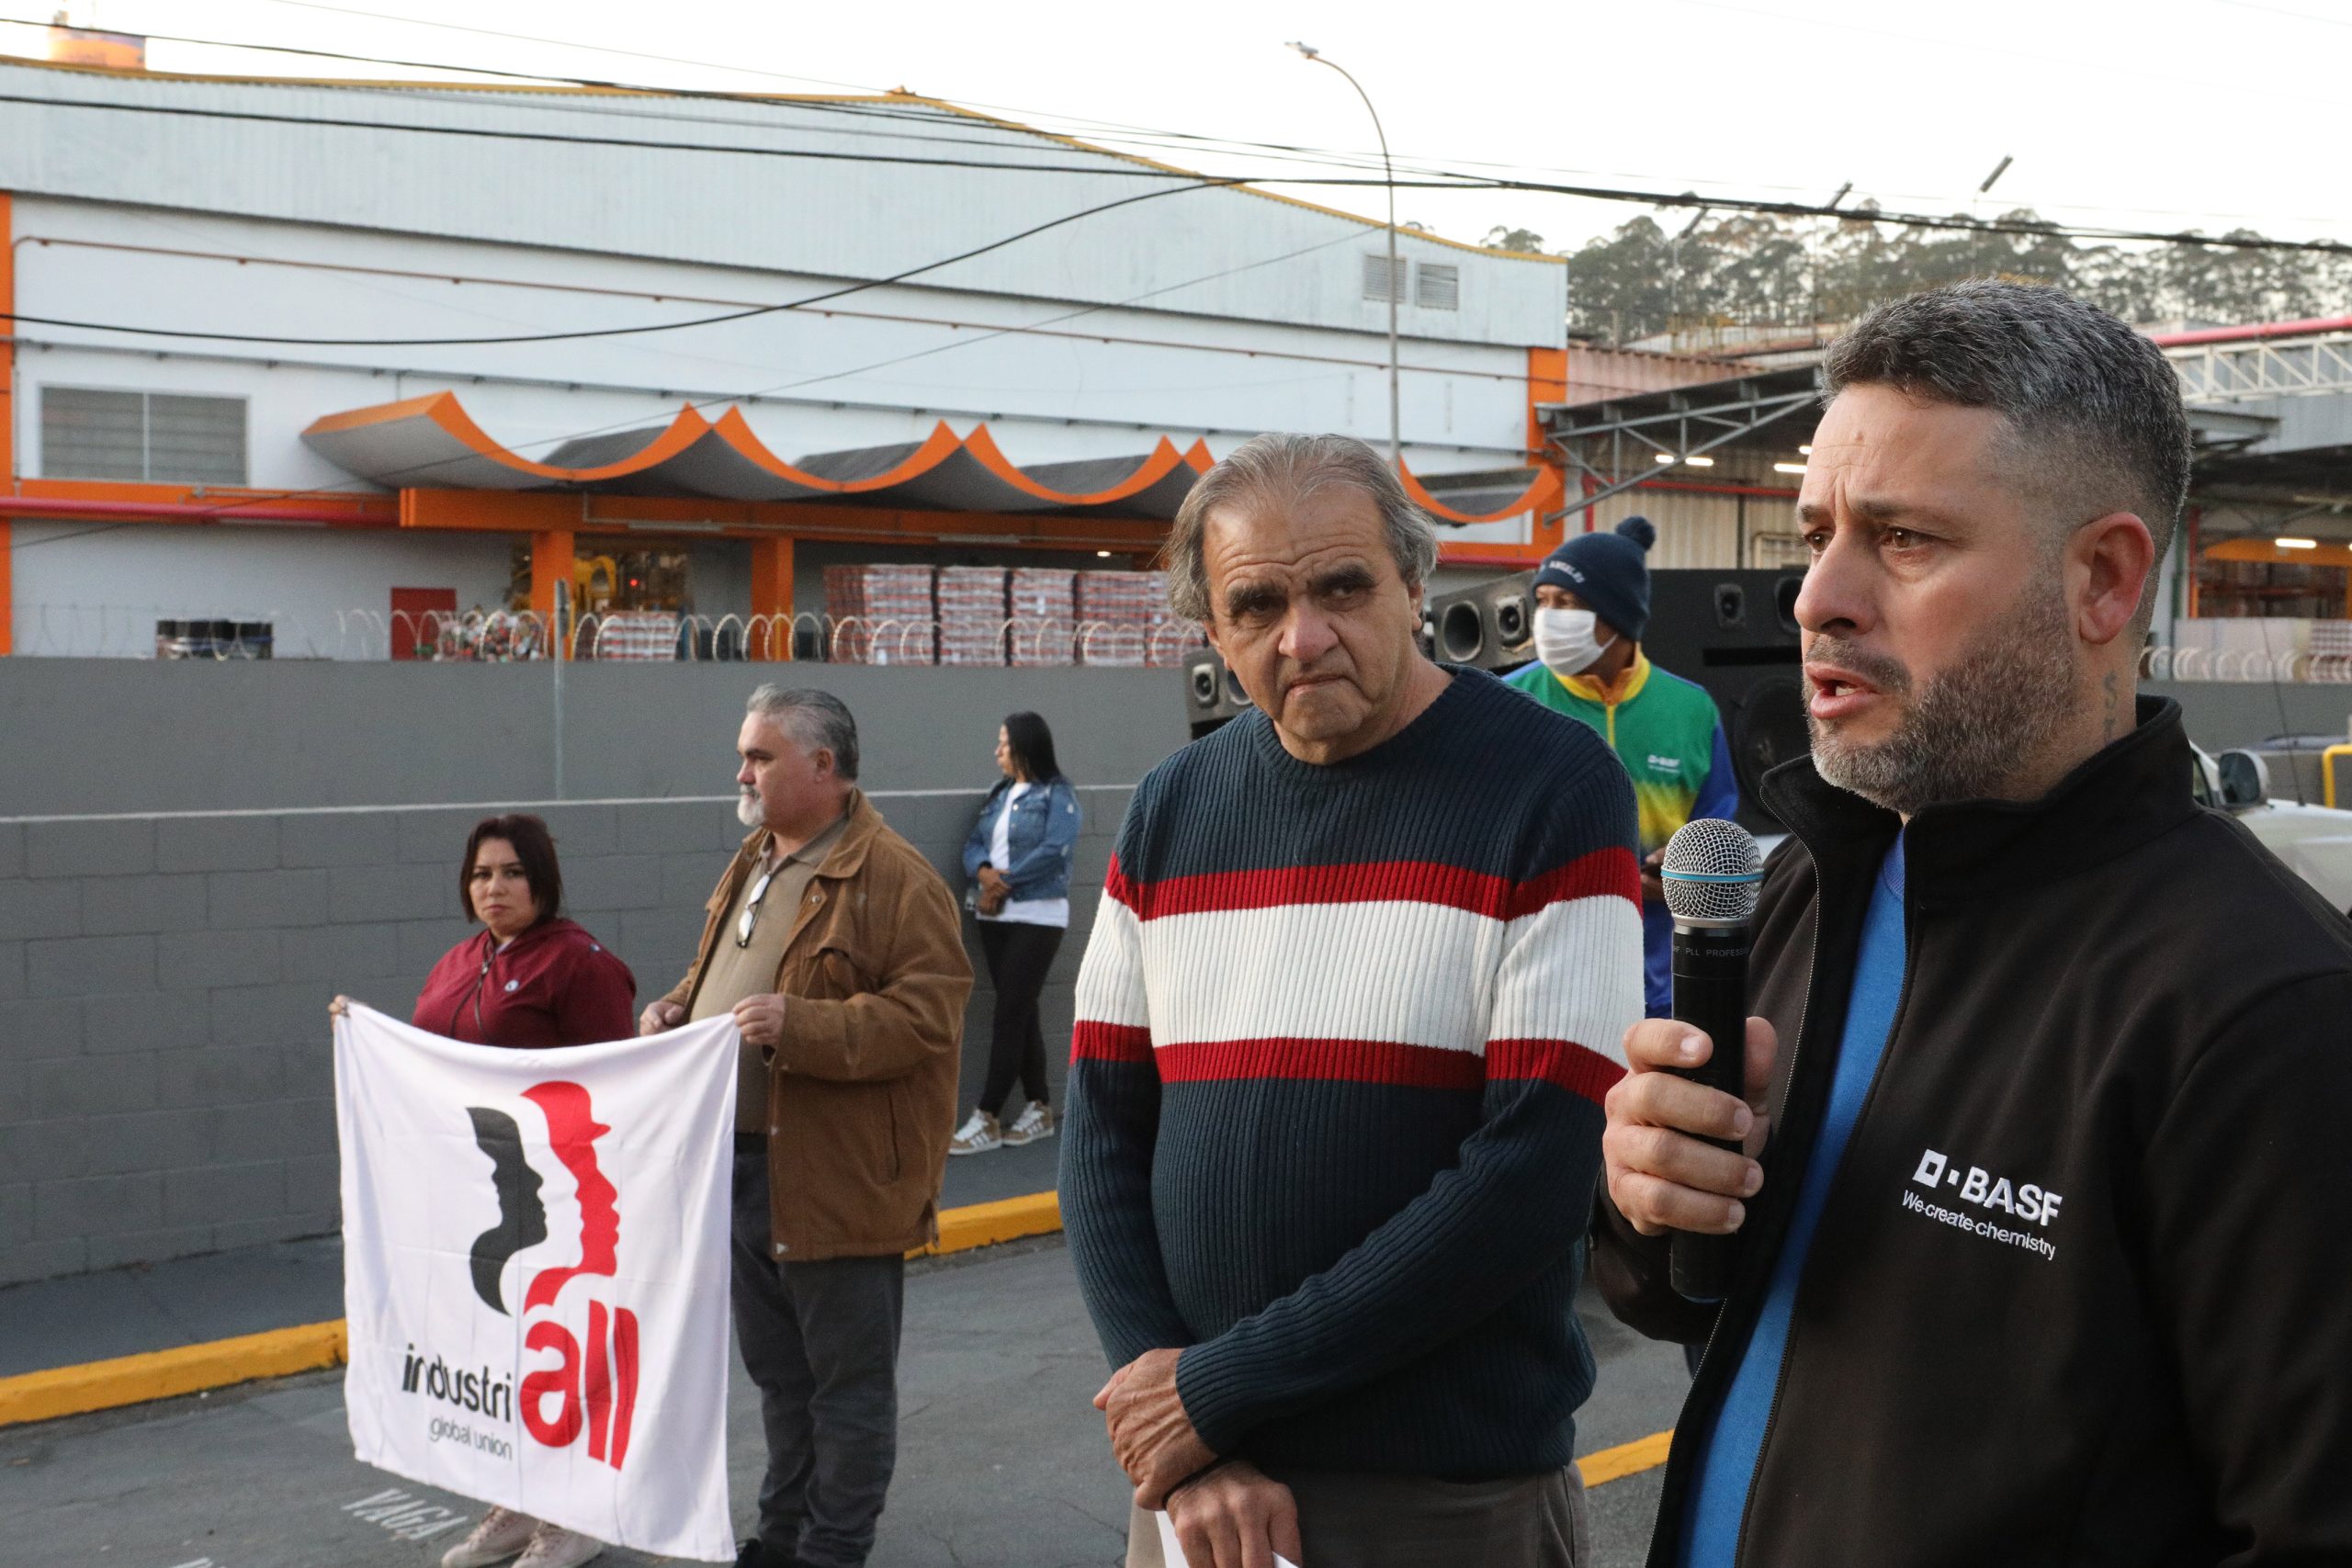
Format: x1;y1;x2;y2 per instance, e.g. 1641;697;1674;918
0;176;1262;346
0;86;2334;354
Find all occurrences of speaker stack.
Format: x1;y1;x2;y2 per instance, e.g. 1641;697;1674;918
1180;646;1255;739
1640;569;1810;830
1420;571;1536;672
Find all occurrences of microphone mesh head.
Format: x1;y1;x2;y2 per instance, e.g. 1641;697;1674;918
1661;818;1763;925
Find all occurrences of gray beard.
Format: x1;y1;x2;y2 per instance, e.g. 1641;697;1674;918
735;790;763;828
1809;583;2077;818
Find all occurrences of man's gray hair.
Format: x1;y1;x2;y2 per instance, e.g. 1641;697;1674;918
745;685;860;781
1824;281;2192;588
1163;433;1440;622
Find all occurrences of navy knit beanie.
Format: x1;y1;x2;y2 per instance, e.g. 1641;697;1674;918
1532;516;1657;641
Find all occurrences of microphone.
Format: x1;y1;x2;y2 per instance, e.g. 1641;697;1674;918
1658;817;1765;1303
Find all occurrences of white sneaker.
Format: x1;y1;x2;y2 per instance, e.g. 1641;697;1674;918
514;1523;604;1568
948;1109;1001;1156
1001;1100;1057;1145
442;1508;539;1568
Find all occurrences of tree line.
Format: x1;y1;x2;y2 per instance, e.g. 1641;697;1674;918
1482;207;2352;345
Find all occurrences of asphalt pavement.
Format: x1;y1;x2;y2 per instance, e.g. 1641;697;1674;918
0;1235;1686;1568
0;1141;1065;1381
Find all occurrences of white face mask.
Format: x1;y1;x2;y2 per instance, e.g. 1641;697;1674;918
1533;605;1615;679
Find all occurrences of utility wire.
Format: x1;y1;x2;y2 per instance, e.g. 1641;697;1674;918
3;175;1250;345
15;211;1379;516
0;86;2337;352
0;85;2342;259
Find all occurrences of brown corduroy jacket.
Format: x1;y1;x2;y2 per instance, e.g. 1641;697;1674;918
662;790;971;1261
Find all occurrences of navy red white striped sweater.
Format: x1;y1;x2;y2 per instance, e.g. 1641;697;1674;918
1061;667;1644;1478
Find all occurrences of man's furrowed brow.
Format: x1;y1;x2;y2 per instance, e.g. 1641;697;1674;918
1223;581;1288;616
1798;495;1962;528
1309;563;1379;595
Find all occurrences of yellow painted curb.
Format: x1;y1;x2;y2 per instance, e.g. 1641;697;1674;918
1579;1427;1673;1486
0;1319;346;1428
915;1190;1063;1258
0;1192;1065;1429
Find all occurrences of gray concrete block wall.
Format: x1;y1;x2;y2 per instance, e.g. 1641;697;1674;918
0;783;1137;1286
0;660;1190;818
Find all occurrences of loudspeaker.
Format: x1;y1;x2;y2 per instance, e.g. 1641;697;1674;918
1641;569;1810;830
1180;646;1255;739
1422;572;1535;671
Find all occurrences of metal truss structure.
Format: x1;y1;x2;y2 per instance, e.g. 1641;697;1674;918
1537;367;1822;512
2168;332;2352;402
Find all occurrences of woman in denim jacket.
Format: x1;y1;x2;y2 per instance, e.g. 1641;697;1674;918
950;711;1082;1155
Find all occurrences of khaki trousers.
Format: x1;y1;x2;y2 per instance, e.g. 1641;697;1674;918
1127;1462;1589;1568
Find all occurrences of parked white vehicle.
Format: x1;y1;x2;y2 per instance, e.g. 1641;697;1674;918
2197;746;2352;914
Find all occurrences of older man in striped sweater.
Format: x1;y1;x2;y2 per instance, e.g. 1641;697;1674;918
1063;434;1644;1568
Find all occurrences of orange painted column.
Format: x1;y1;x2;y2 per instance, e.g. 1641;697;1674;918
1526;345;1569;556
1;190;15;658
529;528;575;659
750;535;795;661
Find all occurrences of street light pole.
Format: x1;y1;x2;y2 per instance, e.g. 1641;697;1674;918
1289;42;1399;469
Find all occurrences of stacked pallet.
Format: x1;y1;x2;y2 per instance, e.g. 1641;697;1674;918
1008;569;1077;667
936;567;1010;666
1076;570;1198;666
821;564;937;665
593;611;679;661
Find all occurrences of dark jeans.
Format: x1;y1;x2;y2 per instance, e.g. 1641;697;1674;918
976;919;1062;1117
730;1136;905;1568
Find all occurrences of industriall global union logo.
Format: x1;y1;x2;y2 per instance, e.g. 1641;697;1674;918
400;1081;641;1470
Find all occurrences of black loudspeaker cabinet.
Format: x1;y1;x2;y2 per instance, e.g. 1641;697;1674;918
1421;572;1535;672
1640;569;1811;832
1180;646;1255;739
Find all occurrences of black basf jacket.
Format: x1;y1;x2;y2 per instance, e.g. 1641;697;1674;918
1597;696;2352;1566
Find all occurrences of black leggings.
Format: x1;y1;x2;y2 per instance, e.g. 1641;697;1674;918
976;919;1063;1117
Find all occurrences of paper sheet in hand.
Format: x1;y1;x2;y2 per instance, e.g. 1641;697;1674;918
1158;1507;1303;1568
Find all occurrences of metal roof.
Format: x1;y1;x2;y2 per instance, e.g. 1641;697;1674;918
300;393;1561;524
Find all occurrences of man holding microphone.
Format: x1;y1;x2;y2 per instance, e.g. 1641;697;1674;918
1598;282;2352;1562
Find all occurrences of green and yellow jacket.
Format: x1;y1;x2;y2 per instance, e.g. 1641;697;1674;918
1506;651;1737;1013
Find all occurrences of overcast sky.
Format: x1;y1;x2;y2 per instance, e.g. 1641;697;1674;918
7;0;2347;259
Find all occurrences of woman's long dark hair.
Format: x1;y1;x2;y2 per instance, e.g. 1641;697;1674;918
1001;711;1063;784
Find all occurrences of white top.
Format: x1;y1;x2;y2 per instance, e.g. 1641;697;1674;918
980;781;1069;928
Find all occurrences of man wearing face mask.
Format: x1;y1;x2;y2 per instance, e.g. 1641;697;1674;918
1505;515;1738;1017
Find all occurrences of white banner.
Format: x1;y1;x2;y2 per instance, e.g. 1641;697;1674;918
334;1003;739;1562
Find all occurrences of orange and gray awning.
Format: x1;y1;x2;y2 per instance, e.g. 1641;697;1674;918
300;392;1562;525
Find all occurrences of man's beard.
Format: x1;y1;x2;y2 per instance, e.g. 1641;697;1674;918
1808;581;2077;817
735;787;763;828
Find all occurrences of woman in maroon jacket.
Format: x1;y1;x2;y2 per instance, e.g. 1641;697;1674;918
410;813;636;1052
340;813;633;1568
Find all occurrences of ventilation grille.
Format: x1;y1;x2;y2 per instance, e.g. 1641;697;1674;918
43;387;248;485
1361;254;1405;303
1416;264;1461;310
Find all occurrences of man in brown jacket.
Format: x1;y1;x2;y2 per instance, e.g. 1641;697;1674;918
640;685;971;1568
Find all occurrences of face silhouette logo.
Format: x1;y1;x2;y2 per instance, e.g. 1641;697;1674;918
458;1080;639;1470
465;1108;546;1315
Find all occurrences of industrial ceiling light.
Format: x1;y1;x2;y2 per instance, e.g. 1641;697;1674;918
1096;549;1114;558
1773;462;1807;475
2278;537;2319;549
1683;455;1715;468
1654;453;1678;465
1797;444;1813;455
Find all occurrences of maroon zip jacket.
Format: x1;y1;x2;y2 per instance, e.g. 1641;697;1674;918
411;917;637;1048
